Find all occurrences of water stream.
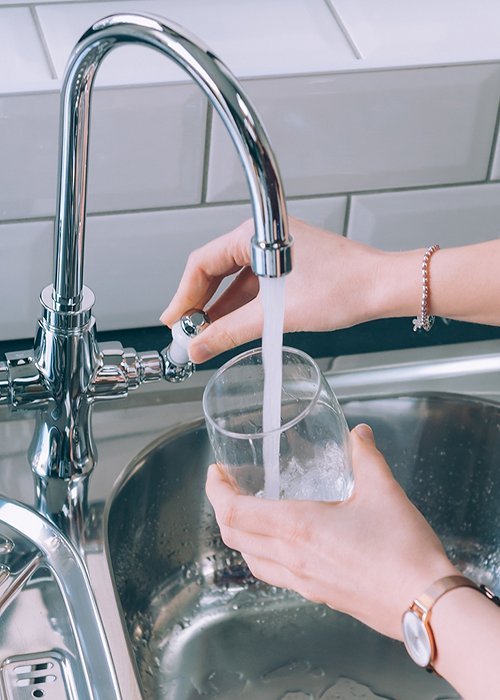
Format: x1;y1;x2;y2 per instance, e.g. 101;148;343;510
260;276;286;499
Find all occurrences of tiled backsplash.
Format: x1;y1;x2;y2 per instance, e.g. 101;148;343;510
1;0;500;341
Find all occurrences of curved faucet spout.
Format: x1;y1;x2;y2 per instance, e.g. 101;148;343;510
2;12;293;549
53;12;292;310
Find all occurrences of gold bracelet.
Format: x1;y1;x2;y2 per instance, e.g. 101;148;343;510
412;244;440;332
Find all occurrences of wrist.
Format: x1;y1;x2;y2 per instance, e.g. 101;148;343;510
430;583;496;676
425;580;500;698
372;248;427;321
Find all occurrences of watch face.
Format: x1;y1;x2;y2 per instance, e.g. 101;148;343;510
402;610;432;667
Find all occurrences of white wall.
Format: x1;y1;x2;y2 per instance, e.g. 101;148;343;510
1;0;500;340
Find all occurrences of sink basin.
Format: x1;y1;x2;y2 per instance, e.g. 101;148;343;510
106;392;500;700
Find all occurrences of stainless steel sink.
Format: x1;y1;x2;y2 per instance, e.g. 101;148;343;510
105;392;500;700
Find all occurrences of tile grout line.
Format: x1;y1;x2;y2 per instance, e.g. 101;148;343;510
2;178;500;227
200;102;213;205
486;97;500;180
3;57;500;99
342;195;352;237
0;0;132;6
321;0;363;60
29;5;58;80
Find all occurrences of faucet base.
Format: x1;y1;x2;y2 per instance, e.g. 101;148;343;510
34;472;90;556
40;284;95;329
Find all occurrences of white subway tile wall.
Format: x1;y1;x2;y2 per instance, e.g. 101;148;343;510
327;0;500;65
35;0;354;86
347;184;500;250
1;0;500;340
86;85;207;213
0;92;59;220
0;220;52;339
206;66;500;201
0;8;52;87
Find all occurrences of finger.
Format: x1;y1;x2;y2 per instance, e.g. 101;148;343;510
160;221;254;327
206;267;259;322
241;552;295;591
243;553;328;606
218;523;273;555
206;463;269;534
189;297;263;363
350;423;399;493
352;423;375;444
218;522;316;584
206;463;329;540
207;464;294;534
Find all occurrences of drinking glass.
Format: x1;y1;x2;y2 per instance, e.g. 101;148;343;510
202;346;353;501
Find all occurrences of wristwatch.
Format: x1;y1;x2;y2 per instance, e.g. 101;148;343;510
402;574;490;670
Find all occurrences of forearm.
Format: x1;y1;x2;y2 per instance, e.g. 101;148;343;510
376;240;500;326
429;586;500;698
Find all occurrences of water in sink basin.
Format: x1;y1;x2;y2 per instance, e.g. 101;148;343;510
106;393;499;700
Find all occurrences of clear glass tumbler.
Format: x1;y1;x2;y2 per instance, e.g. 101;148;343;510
202;346;353;501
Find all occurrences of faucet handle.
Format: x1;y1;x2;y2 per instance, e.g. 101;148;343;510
93;342;163;399
161;309;210;383
1;351;51;409
179;309;210;338
0;361;9;405
92;309;210;397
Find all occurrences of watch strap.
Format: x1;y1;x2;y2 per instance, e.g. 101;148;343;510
416;574;481;616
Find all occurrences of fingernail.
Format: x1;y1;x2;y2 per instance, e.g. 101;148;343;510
189;342;212;364
159;308;170;325
207;463;221;478
354;423;374;442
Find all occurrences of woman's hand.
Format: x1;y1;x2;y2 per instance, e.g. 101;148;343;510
205;423;457;640
160;218;393;363
162;215;500;364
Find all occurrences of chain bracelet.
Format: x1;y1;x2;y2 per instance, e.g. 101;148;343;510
412;244;440;332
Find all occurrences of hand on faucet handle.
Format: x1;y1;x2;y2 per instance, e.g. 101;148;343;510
161;217;388;363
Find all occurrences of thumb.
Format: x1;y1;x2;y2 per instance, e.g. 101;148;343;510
352;423;375;444
189;298;263;363
350;423;395;489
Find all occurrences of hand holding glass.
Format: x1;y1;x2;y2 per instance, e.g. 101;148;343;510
203;347;353;501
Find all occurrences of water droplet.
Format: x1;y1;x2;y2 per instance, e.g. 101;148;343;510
0;536;14;555
309;667;325;678
204;669;246;694
132;624;143;642
262;659;311;682
48;534;61;551
175;617;190;631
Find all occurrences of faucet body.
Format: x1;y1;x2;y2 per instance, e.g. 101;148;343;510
0;13;292;550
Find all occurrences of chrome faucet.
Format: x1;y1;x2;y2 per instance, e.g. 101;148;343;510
0;13;292;552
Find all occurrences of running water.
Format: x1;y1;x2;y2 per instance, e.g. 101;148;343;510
260;276;286;499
